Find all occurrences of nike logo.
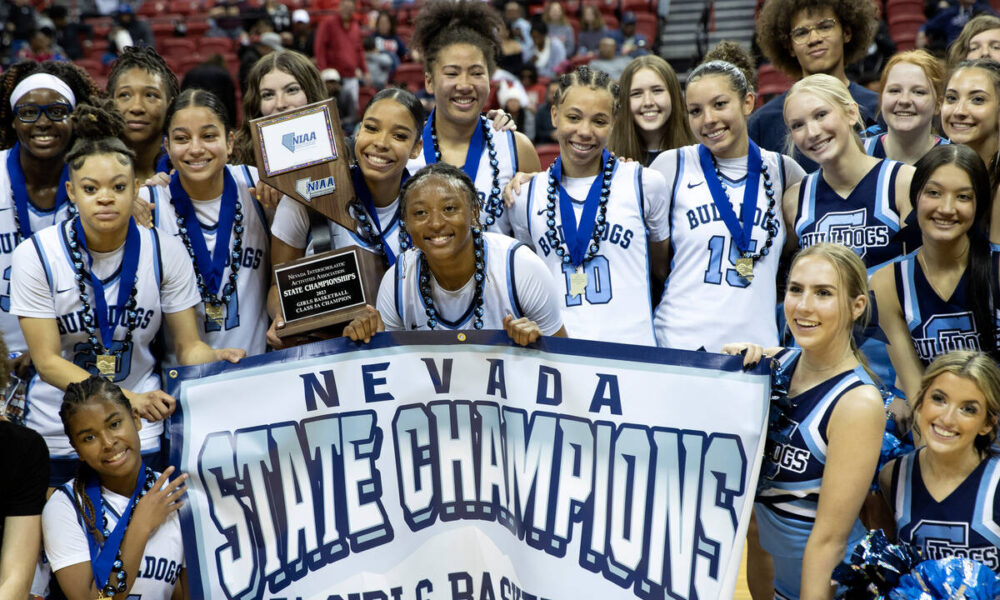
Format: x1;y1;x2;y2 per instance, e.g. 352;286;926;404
56;287;75;294
687;181;704;189
537;208;550;215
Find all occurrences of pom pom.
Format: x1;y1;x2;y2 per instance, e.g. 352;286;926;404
890;558;1000;600
832;530;922;599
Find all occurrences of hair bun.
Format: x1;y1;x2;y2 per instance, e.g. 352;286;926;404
70;99;126;141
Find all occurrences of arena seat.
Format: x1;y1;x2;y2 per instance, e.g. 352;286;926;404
634;12;657;43
162;38;197;58
392;62;427;91
536;144;561;169
199;37;234;54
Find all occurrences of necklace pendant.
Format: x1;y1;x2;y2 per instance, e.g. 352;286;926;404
569;265;588;297
96;354;116;379
205;302;224;325
97;592;110;600
735;256;755;282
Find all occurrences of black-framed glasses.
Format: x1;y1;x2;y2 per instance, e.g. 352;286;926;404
789;18;839;45
14;102;72;123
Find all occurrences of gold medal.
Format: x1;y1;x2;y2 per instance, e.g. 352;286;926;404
569;266;588;297
97;592;110;600
205;302;224;325
96;354;115;379
735;256;754;282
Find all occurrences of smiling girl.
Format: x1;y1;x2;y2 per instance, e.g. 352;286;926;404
948;15;1000;68
871;145;999;402
879;351;1000;571
141;89;270;358
509;65;669;346
941;60;1000;175
407;0;540;235
9;101;243;486
864;51;948;165
43;376;187;600
650;51;804;352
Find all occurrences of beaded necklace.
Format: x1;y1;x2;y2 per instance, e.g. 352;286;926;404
417;227;486;330
428;114;503;227
94;465;156;597
709;154;779;279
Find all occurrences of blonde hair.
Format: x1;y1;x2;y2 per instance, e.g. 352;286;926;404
911;350;1000;455
783;74;864;156
878;50;945;124
788;243;878;384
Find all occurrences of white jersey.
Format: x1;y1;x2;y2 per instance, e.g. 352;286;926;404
44;476;184;600
406;121;519;235
271;194;404;259
0;148;74;353
9;221;201;457
143;165;269;358
509;160;669;346
649;144;804;352
377;231;563;334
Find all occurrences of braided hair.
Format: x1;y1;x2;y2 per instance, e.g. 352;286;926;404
398;162;482;245
106;46;180;105
65;99;135;173
60;376;135;544
411;0;503;75
552;65;620;113
0;60;102;150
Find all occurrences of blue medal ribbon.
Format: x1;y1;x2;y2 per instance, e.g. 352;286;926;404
351;164;397;266
7;143;70;239
552;149;609;266
73;217;140;350
421;109;486;182
168;169;237;294
82;462;147;593
697;142;762;254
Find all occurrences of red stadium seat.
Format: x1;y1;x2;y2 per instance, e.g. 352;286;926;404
177;54;205;76
358;85;376;111
397;24;413;46
168;0;198;14
74;58;104;78
392;62;426;92
536;144;560;169
604;14;618;29
633;12;657;43
888;12;925;27
621;0;652;11
151;21;176;38
199;37;234;54
187;19;211;36
596;0;618;15
162;38;197;58
137;1;164;16
885;0;924;17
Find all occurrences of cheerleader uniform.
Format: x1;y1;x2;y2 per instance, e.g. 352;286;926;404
510;158;668;346
378;231;563;333
893;250;1000;365
756;349;876;600
887;450;1000;571
794;159;906;273
143;165;270;358
649;144;804;352
44;474;185;599
8;220;200;477
863;133;948;159
407;112;519;235
0;146;73;353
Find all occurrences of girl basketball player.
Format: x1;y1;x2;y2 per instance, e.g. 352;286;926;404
725;243;886;600
509;65;670;346
9;101;243;486
344;163;565;344
141;89;271;358
43;376;187;599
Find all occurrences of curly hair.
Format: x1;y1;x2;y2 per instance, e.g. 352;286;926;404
106;45;180;104
755;0;876;78
702;40;758;93
608;55;693;162
0;60;102;150
948;14;1000;70
411;0;503;74
66;99;135;172
233;50;327;165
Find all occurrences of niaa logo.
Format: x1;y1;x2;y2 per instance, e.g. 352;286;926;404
282;131;317;153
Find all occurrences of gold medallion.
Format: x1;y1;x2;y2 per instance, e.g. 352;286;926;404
735;256;754;282
569;266;588;297
96;354;115;379
205;302;224;325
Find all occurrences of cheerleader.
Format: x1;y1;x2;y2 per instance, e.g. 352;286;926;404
43;376;187;599
406;0;540;234
344;162;565;345
268;87;424;347
0;61;100;372
141;89;270;358
879;351;1000;571
871;145;999;401
649;49;805;351
724;243;886;600
509;65;669;346
9;102;243;486
106;46;179;184
864;51;948;165
607;55;694;166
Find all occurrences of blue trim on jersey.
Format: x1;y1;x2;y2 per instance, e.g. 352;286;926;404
798;373;857;460
394;262;404;325
778;156;788;192
896;452;916;534
148;185;160;228
634;165;656;341
974;458;1000;547
873;161;900;229
60;221;125;286
898;250;922;331
151;228;163;289
525;176;537;240
794;173;819;237
30;235;54;293
239;165;268;227
507;129;519;173
506;243;525;319
415;241;491;329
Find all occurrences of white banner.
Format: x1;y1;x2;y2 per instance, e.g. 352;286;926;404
167;331;770;600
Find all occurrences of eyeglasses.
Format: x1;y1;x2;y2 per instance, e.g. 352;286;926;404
14;102;72;123
789;18;839;45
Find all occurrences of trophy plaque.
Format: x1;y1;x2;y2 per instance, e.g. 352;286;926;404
252;98;388;338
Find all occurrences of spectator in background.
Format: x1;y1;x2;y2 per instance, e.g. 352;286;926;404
183;56;239;128
542;1;575;56
2;0;39;52
589;37;631;81
520;63;547;109
315;0;370;126
946;13;1000;67
529;19;567;80
322;67;357;129
209;0;247;39
14;25;67;62
0;417;49;600
620;11;650;57
576;4;620;55
239;31;283;92
263;0;291;32
918;0;998;50
498;78;535;141
534;78;559;144
498;19;526;76
48;5;92;60
287;8;314;57
364;36;393;88
113;4;153;48
846;3;896;89
372;10;408;66
503;1;534;61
